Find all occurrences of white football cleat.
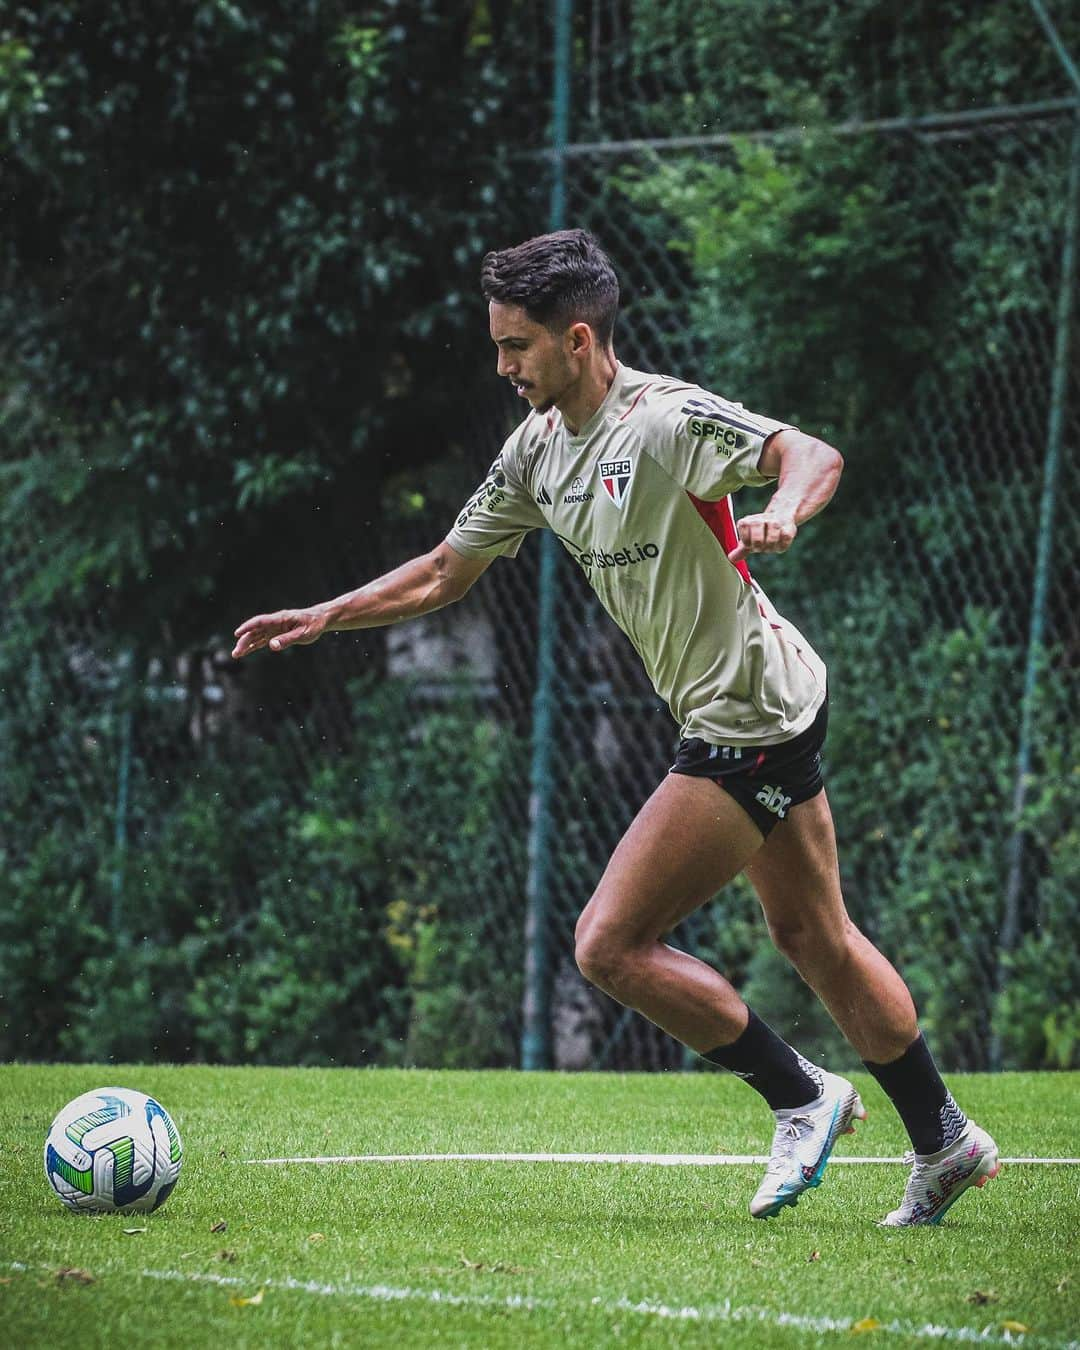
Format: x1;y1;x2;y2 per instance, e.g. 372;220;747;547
880;1121;1000;1226
750;1071;866;1219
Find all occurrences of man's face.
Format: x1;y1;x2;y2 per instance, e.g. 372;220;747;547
489;301;576;414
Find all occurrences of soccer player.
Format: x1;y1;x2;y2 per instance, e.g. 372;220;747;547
233;229;999;1225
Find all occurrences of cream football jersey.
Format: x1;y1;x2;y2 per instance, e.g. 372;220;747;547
445;364;827;746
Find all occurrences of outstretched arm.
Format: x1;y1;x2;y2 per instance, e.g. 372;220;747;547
727;429;843;562
231;540;491;659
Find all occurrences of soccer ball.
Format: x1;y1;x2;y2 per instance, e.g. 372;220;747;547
44;1086;183;1214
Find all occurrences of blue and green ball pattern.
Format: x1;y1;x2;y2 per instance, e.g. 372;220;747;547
44;1087;183;1214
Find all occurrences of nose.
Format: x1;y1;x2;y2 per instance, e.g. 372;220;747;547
497;349;517;379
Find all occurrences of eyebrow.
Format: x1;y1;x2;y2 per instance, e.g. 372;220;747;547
493;334;530;346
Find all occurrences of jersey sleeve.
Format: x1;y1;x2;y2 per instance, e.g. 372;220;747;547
444;432;546;560
641;383;795;501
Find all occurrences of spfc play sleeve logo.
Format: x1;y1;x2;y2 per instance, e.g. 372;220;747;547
598;458;633;509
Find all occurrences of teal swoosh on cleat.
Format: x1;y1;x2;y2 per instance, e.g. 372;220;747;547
757;1191;801;1218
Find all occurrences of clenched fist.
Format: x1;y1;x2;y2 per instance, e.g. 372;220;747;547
727;511;798;563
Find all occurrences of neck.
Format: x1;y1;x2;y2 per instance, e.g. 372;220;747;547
558;349;619;435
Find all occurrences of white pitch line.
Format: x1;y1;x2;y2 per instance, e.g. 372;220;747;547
7;1263;1076;1348
133;1268;1075;1349
246;1151;1080;1167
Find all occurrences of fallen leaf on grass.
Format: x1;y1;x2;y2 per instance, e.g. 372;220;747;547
1056;1275;1070;1294
1001;1322;1030;1334
807;1250;821;1263
0;1277;12;1285
55;1268;94;1285
966;1290;999;1305
229;1288;265;1307
210;1220;228;1234
850;1317;881;1334
458;1253;524;1275
122;1228;147;1236
216;1250;237;1263
308;1233;326;1244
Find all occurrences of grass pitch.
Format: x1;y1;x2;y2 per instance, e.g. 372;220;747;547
1;1065;1077;1348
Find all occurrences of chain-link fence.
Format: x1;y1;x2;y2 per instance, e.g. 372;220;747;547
501;106;1080;1073
440;1;1080;1073
2;1;1077;1072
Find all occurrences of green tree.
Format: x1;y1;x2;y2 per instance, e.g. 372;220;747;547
0;0;543;645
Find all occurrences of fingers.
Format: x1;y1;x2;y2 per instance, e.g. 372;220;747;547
230;612;298;660
231;627;270;659
727;514;797;562
268;625;310;652
231;610;323;658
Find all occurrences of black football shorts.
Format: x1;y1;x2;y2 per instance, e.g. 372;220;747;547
669;698;828;837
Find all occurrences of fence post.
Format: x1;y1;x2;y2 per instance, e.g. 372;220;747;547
521;0;573;1071
111;647;137;946
993;108;1080;1069
1027;0;1080;97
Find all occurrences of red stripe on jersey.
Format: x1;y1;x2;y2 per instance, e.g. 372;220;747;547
688;492;752;583
618;382;655;421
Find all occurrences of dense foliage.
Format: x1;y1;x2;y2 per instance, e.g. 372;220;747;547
0;0;544;640
609;97;1079;1070
0;680;524;1066
2;1;1077;1069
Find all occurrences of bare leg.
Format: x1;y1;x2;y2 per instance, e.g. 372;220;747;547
574;773;764;1051
743;789;917;1063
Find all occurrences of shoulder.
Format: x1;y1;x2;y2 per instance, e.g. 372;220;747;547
612;369;713;432
495;410;543;473
491;409;566;497
620;371;790;448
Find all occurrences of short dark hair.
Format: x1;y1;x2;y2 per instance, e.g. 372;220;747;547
481;229;620;345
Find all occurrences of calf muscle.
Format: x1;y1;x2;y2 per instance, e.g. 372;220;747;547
574;776;919;1064
574;774;762;1049
744;791;918;1062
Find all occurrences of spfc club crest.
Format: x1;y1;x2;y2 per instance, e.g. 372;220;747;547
598;457;633;509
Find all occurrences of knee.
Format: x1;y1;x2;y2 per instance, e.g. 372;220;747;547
768;914;856;971
574;913;642;999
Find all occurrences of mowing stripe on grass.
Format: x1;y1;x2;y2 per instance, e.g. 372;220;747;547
131;1268;1074;1348
246;1152;1080;1166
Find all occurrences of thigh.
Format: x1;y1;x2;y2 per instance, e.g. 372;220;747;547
742;788;849;934
578;772;765;945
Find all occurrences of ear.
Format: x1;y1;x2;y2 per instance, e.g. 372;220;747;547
567;321;593;356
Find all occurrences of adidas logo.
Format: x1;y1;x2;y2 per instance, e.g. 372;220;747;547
536;484;552;506
707;745;744;762
754;784;792;818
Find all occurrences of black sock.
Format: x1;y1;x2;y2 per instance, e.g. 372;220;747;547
702;1009;824;1110
863;1032;967;1155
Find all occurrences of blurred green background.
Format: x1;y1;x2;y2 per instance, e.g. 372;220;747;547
2;1;1077;1073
